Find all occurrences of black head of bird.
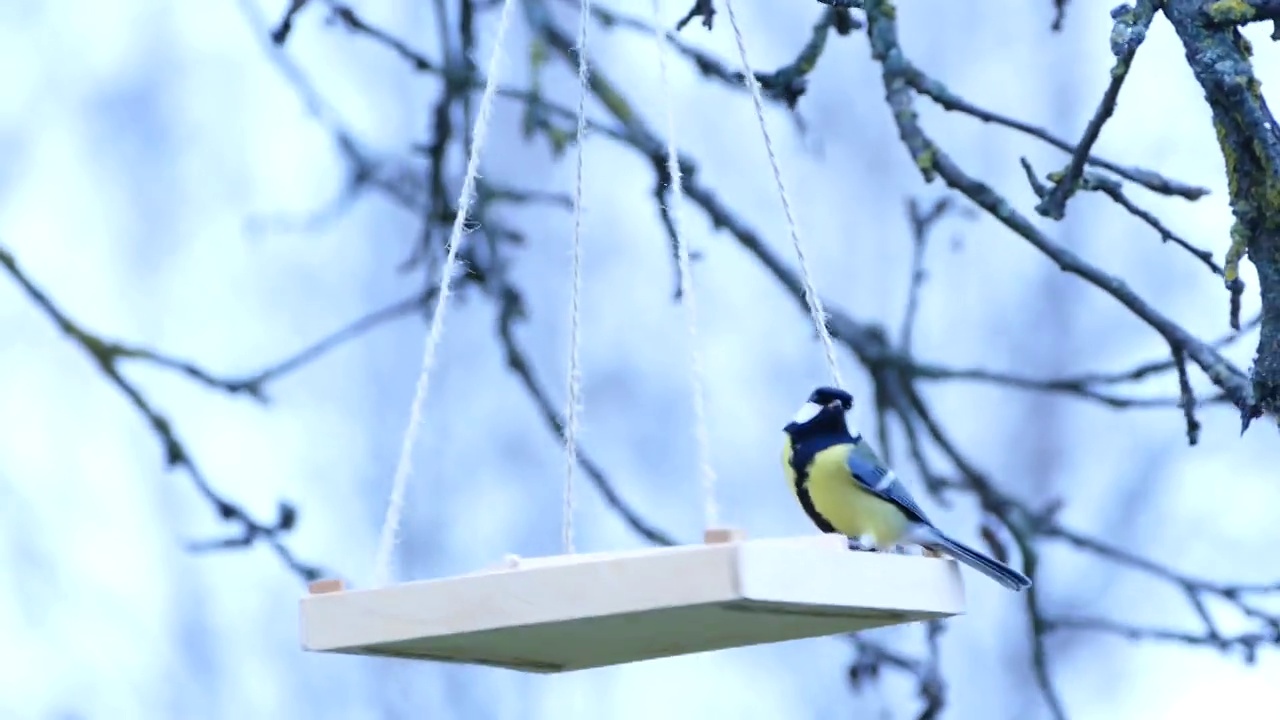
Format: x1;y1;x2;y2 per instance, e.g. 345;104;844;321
784;386;854;435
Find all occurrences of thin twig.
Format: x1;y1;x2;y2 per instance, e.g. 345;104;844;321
0;244;326;583
1036;1;1157;219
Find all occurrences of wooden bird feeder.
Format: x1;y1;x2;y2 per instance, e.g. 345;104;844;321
299;529;966;672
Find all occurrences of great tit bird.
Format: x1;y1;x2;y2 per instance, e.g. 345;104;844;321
782;386;1031;591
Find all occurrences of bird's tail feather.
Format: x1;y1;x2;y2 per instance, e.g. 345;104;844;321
927;531;1031;591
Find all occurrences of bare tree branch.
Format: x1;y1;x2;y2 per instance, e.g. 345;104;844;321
902;59;1209;199
1042;523;1280;662
864;0;1255;421
848;622;948;720
493;285;679;547
0;244;326;583
1166;0;1280;425
1035;1;1156;219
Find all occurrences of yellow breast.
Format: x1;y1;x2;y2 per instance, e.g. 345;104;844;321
783;441;910;547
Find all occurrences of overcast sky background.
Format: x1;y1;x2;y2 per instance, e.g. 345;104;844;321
2;1;1278;718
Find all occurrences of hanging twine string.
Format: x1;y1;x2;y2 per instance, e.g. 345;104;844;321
370;0;517;589
722;0;844;389
561;0;593;555
650;0;719;529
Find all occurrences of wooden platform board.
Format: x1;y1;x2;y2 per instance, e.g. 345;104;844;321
299;531;965;673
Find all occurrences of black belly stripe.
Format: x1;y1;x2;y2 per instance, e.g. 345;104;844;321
787;432;848;535
796;483;836;533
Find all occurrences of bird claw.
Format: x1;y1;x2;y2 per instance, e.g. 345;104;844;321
846;534;880;552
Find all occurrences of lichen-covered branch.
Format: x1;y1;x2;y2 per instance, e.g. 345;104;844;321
1165;0;1280;427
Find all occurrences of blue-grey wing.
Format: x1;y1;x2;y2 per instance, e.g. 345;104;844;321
844;450;933;525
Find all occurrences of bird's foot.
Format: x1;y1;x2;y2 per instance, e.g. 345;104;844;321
846;534;881;552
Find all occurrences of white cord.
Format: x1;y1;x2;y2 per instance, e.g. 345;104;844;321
650;0;719;529
722;0;844;388
370;0;517;588
562;0;592;555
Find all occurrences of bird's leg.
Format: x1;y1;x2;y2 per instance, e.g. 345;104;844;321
847;533;880;552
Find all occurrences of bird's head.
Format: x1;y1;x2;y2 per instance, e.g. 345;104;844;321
784;386;854;436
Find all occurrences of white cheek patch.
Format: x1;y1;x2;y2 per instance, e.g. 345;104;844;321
791;402;823;425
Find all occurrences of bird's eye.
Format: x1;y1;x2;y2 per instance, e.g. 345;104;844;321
791;401;823;425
